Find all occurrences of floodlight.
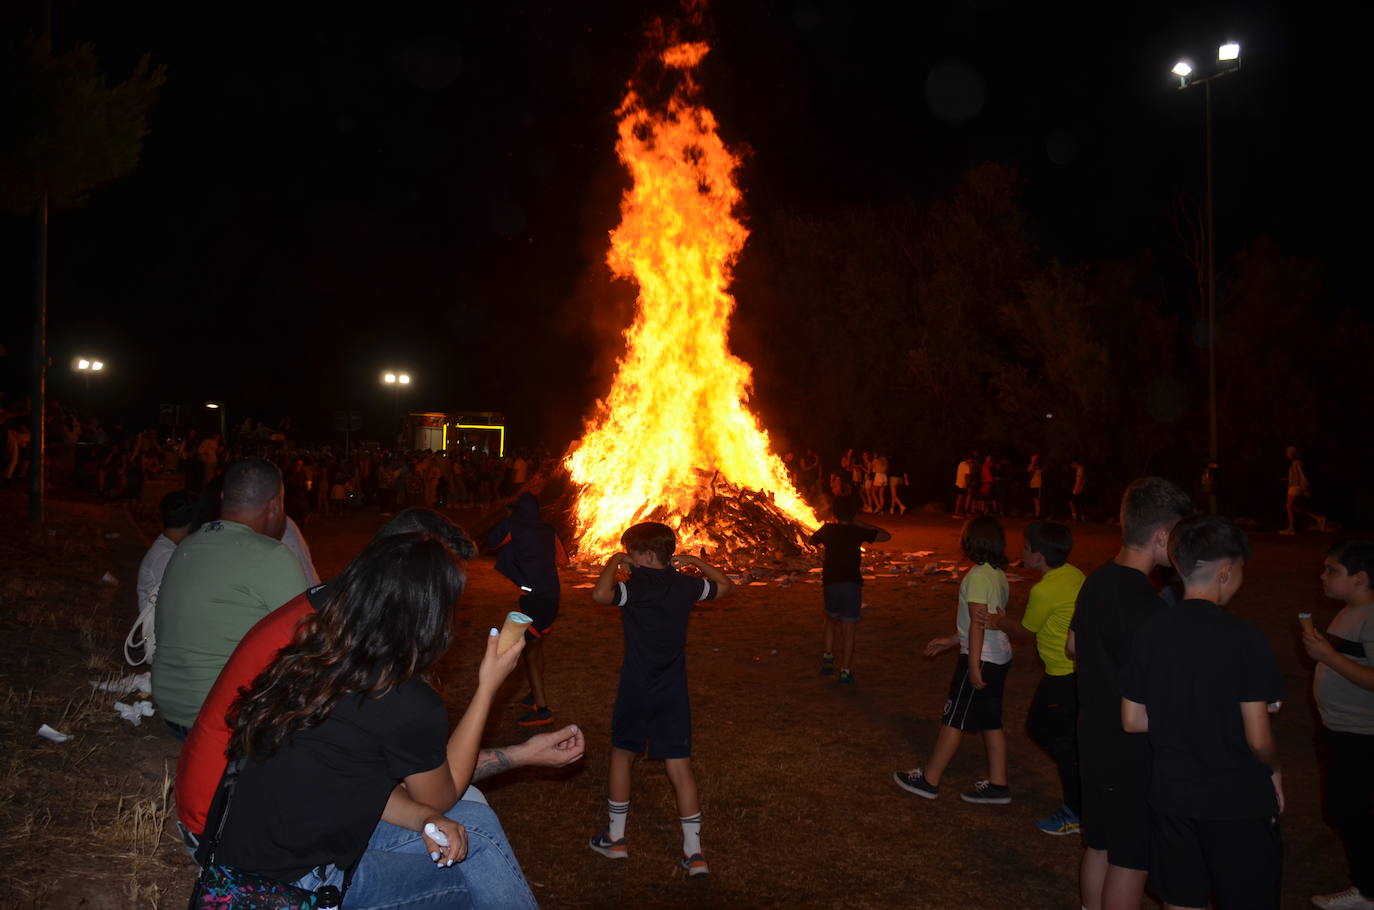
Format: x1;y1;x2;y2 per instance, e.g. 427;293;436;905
205;402;220;409
398;374;411;385
77;359;90;370
91;360;104;371
1172;60;1193;78
1218;42;1240;61
384;373;397;384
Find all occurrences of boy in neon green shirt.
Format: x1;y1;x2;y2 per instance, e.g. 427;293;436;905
980;521;1085;834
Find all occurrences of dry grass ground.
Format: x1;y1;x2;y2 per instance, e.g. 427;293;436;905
0;486;1351;908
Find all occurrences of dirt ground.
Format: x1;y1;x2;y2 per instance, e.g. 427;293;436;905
0;484;1351;909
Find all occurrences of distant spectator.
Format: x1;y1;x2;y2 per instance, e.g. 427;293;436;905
1028;454;1044;518
1069;459;1087;523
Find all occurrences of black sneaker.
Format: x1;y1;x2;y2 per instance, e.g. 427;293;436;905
960;780;1011;804
893;768;939;799
820;653;835;676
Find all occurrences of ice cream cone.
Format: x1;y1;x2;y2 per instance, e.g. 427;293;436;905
1298;613;1314;637
498;611;533;654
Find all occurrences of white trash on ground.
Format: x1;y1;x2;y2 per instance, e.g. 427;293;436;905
92;672;152;696
37;723;72;743
114;700;156;726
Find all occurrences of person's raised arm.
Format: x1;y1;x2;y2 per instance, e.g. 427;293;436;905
672;554;735;599
852;517;891;542
1121;697;1149;733
1241;700;1284;814
409;630;524;804
591;553;626;605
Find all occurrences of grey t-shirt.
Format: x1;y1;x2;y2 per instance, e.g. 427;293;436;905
1316;603;1374;734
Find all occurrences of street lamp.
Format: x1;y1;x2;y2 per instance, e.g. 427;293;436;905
205;401;226;440
1171;40;1241;513
73;356;106;408
381;371;412;446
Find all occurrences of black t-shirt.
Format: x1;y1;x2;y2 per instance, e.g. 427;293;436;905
1121;599;1284;819
612;566;718;692
215;676;448;883
809;523;880;585
1071;560;1164;788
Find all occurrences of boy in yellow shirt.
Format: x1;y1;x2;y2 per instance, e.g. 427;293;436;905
979;521;1085;834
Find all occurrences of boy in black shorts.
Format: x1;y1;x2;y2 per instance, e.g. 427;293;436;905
1069;476;1192;910
1121;515;1284;909
810;493;891;683
588;521;735;877
488;492;567;726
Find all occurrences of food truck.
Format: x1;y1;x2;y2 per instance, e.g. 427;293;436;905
405;411;506;456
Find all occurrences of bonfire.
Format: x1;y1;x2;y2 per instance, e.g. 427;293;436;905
563;32;817;565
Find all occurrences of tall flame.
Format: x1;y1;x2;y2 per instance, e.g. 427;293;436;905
565;38;817;557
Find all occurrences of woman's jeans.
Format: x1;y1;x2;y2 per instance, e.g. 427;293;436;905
293;788;539;909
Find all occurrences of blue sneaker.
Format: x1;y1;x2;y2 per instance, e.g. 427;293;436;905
1036;805;1080;836
589;832;628;859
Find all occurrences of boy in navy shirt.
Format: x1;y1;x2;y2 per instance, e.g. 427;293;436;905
810;493;891;683
1121;515;1284;909
589;521;735;877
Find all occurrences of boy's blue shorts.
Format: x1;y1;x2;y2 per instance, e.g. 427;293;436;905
823;582;862;623
612;679;691;759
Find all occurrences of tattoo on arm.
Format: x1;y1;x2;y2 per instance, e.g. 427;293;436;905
472;749;513;782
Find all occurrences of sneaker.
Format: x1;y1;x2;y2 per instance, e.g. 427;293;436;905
516;692;537;710
682;852;709;877
517;706;554;726
1313;886;1374;909
588;832;628;859
820;653;835;676
838;669;854;684
893;768;939;799
1035;805;1080;835
961;780;1012;804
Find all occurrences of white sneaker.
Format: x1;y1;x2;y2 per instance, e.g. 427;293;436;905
1313;886;1374;909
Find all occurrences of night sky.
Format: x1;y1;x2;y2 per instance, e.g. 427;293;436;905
2;1;1369;448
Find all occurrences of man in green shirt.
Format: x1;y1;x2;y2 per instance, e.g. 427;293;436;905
979;521;1085;835
152;458;306;738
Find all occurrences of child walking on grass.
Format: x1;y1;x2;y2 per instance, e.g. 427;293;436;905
810;493;891;684
588;521;735;877
894;514;1013;804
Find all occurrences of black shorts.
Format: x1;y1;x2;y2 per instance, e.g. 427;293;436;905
822;582;862;623
518;592;559;640
941;654;1009;732
1080;778;1150;871
1150;812;1281;909
611;679;692;759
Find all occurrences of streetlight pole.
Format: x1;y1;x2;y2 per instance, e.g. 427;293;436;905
1173;43;1238;513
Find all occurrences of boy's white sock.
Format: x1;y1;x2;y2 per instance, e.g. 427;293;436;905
607;799;629;841
680;813;702;856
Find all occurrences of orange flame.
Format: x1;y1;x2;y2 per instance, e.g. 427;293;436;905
565;39;818;558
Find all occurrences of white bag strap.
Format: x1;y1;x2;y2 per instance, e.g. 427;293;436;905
125;589;157;666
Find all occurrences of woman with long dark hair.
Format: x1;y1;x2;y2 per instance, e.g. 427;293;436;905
204;531;536;908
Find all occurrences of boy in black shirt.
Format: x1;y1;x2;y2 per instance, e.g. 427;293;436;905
588;521;734;877
810;494;891;683
1070;476;1192;910
1121;515;1284;909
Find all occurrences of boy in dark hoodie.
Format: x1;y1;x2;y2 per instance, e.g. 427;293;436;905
488;492;567;725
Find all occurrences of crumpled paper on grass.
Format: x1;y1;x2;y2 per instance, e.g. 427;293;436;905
114;700;156;726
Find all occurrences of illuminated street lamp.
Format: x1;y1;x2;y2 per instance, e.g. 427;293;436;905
1170;39;1241;512
73;356;106;406
205;401;226;439
381;371;412;443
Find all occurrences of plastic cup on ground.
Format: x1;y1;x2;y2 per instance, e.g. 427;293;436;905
498;611;533;654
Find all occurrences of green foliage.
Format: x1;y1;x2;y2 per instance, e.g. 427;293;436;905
0;35;167;213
